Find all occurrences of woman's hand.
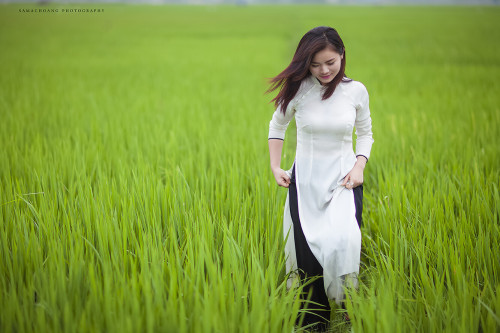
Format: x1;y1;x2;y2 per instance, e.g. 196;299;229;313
342;156;367;189
272;167;291;188
268;139;290;188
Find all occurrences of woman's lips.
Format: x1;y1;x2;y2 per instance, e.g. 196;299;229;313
320;75;331;79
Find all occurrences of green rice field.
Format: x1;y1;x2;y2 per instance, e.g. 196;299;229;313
0;4;499;332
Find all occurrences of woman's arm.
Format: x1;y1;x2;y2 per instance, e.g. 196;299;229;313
268;99;296;188
342;84;373;189
269;139;291;188
353;83;374;161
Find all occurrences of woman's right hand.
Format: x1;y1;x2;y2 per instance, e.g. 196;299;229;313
272;167;291;188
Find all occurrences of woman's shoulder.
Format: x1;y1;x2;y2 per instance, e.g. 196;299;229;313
341;78;368;93
340;78;369;101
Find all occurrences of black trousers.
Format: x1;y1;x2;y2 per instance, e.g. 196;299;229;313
289;164;363;330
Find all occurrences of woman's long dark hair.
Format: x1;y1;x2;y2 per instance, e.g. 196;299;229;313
267;26;350;114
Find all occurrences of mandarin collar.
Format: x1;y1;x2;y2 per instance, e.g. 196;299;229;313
309;75;322;87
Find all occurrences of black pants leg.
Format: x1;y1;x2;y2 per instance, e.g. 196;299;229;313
353;183;363;228
289;164;363;330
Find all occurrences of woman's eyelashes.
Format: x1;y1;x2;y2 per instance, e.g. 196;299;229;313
311;61;335;68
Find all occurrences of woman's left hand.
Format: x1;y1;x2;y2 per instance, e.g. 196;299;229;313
342;156;367;189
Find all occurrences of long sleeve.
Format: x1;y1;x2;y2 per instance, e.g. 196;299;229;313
354;85;374;160
268;101;296;140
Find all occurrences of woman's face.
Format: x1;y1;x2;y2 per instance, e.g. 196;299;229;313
309;46;343;86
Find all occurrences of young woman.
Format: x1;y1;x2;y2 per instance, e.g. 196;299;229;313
267;26;374;331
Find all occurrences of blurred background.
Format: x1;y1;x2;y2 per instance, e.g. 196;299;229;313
2;0;499;5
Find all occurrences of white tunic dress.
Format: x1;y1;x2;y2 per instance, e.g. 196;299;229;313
268;75;374;302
